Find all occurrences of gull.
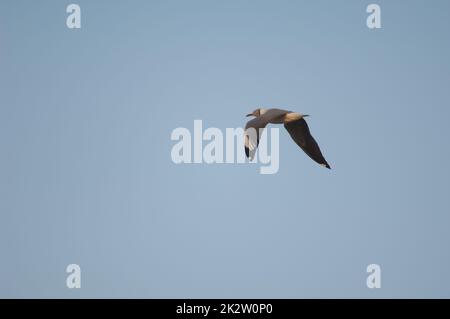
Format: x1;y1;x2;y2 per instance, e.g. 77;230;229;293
244;108;331;169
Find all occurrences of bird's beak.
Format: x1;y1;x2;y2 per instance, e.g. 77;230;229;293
303;114;310;117
246;113;253;117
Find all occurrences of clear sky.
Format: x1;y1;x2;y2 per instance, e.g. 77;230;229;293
1;0;450;298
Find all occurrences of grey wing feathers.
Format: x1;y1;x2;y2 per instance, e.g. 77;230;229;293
244;117;269;160
284;118;331;169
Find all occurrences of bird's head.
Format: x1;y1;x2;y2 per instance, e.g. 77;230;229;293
246;108;266;117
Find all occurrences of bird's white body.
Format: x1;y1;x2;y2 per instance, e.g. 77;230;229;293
259;108;303;123
244;107;330;169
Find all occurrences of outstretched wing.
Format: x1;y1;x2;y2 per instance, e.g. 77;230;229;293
244;109;289;160
284;118;331;169
244;117;268;160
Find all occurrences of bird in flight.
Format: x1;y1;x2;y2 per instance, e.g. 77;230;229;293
244;108;331;169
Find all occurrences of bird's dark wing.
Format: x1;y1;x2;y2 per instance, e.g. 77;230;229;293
244;117;269;160
284;118;331;169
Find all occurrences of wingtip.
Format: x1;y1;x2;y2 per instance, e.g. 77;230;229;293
321;163;331;169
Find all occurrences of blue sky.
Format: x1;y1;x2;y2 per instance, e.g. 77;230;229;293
1;0;450;298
